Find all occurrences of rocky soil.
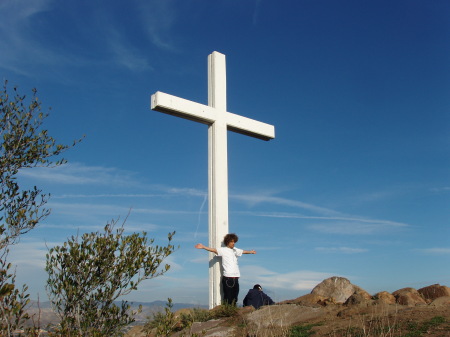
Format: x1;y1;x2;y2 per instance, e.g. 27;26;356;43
128;277;450;337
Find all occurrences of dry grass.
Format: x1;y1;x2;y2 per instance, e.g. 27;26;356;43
130;301;450;337
313;304;450;337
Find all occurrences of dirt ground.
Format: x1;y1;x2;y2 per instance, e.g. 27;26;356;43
293;302;450;336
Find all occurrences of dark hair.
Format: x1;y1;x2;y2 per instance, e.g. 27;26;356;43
253;284;262;290
223;233;238;246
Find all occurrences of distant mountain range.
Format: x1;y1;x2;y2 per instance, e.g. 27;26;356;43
25;300;208;328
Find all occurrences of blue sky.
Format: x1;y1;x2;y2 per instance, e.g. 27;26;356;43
1;0;449;306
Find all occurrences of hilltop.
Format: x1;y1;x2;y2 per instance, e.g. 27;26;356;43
127;277;450;337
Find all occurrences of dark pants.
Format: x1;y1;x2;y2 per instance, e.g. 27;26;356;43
222;276;239;305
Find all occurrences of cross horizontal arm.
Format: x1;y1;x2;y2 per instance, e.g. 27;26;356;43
151;91;275;141
226;111;275;141
151;91;218;125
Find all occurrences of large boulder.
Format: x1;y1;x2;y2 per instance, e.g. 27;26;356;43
245;304;324;329
311;277;369;304
430;296;450;307
373;291;396;304
418;284;450;302
392;287;427;306
344;288;372;306
280;293;331;306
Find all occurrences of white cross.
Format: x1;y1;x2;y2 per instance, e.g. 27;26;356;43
151;51;275;308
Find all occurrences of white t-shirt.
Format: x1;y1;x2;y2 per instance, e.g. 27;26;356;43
216;247;243;277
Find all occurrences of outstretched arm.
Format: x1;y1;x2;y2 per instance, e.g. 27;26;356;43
195;243;218;254
243;250;256;254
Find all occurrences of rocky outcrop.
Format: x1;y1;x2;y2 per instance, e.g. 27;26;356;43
280;293;331;306
344;288;372;306
392;287;427;306
311;276;370;304
373;291;396;304
245;304;324;328
430;296;450;307
124;279;450;337
418;284;450;302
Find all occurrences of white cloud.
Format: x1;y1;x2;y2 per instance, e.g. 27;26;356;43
0;0;87;76
308;219;407;235
122;223;160;233
128;274;209;304
0;0;52;44
252;0;262;25
250;212;407;226
128;266;340;304
19;163;210;199
19;163;140;187
165;187;207;198
171;231;207;243
237;210;408;235
232;193;340;216
103;18;152;72
190;256;209;264
315;247;368;254
135;0;177;51
19;162;410;238
53;193;168;199
0;0;52;19
240;265;335;291
8;238;48;269
417;248;450;255
430;187;450;193
39;222;107;232
48;201;132;217
0;0;161;76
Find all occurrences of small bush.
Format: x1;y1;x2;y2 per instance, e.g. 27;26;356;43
211;302;238;318
145;298;177;336
179;307;212;327
289;323;319;337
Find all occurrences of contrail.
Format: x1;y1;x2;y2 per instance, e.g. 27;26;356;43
195;193;207;239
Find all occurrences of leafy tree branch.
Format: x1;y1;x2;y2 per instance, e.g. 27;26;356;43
0;80;82;249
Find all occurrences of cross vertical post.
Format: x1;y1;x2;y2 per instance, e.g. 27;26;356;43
151;51;275;309
207;52;228;308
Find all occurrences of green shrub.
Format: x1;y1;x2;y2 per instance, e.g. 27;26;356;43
289;323;319;337
145;298;178;337
211;302;238;318
46;220;176;337
179;307;212;328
